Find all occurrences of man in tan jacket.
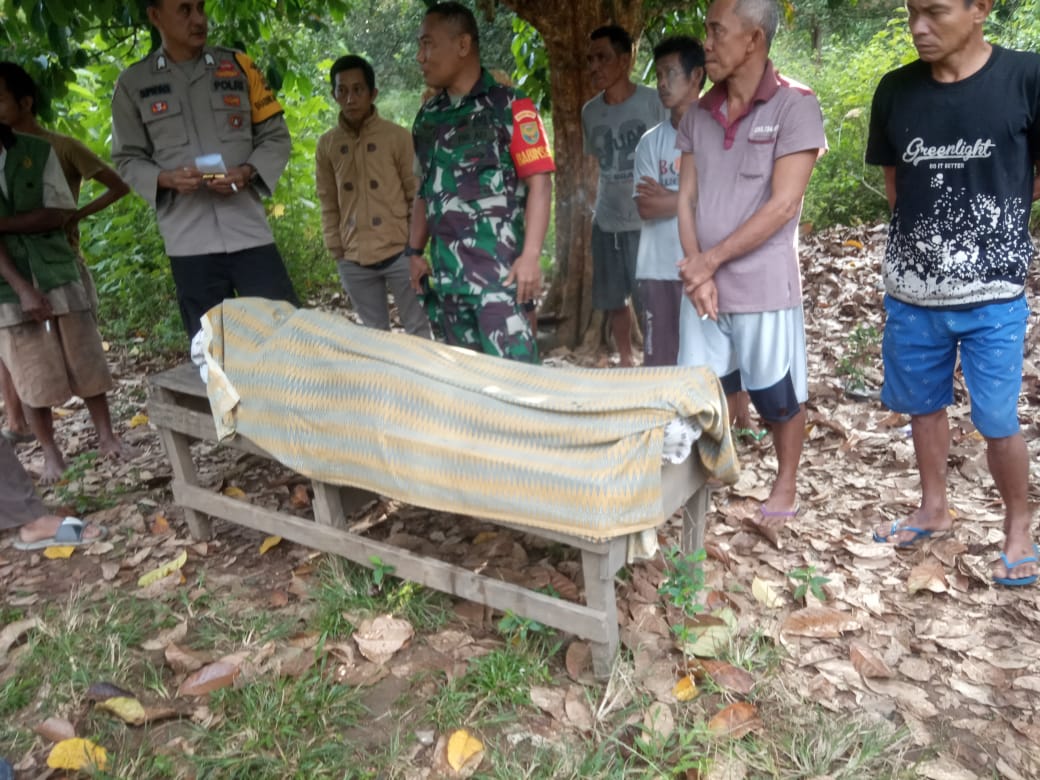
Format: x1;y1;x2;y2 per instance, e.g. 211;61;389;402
316;55;430;336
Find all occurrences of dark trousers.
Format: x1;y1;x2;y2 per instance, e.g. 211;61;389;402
169;243;300;338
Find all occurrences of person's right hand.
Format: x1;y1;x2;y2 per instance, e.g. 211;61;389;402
409;254;429;294
159;166;204;194
690;279;718;322
17;285;52;322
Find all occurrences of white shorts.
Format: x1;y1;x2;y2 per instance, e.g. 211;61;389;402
678;299;807;421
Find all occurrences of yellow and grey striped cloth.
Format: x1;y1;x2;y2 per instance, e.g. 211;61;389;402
200;298;739;541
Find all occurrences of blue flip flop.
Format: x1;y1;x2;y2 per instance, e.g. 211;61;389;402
872;521;936;548
993;544;1039;588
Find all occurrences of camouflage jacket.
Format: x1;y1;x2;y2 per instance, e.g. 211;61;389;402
413;69;554;296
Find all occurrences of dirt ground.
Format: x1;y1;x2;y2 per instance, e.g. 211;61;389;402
2;226;1040;779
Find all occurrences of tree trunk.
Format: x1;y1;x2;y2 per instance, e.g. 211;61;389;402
503;0;644;349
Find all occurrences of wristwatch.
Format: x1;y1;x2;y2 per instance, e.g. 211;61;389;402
403;245;425;258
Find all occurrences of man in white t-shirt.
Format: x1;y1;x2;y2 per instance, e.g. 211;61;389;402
633;36;705;367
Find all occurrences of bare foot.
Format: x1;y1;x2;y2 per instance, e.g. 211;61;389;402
743;503;799;548
38;447;67;486
18;514;103;545
97;435;140;461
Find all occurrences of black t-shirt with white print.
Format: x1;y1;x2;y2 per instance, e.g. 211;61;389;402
866;46;1040;309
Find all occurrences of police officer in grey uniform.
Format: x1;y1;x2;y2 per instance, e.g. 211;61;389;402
111;0;299;340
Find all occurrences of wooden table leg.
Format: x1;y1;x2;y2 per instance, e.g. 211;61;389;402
681;482;711;555
582;537;627;679
152;386;213;541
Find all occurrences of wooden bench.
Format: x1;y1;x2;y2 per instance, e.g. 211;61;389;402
148;362;711;677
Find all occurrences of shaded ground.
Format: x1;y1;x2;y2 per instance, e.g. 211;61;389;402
1;226;1039;779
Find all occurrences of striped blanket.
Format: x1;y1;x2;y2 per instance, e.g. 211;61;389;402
200;298;739;541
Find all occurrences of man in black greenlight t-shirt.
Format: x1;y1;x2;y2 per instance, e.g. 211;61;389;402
865;0;1040;587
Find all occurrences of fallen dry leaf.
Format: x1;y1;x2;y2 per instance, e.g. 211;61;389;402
259;535;282;554
907;559;948;594
96;696;147;726
565;641;592;681
165;643;209;674
141;620;188;651
354;615;414;665
681;608;738;658
781;607;861;638
751;577;784;609
85;681;135;702
47;738;108;771
691;660;756;695
564;685;594;731
149;514;170;534
849;641;894;679
446;728;484;772
177;660;240;697
35;717;76;743
0;617;40;665
526;566;580;601
100;561;121;581
529;685;566;720
138;550;187;588
289;484;311;509
708;702;761;738
673;675;700;702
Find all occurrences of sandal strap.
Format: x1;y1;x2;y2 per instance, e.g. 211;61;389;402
52;517;86;543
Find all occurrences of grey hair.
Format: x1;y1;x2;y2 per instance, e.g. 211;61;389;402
734;0;780;48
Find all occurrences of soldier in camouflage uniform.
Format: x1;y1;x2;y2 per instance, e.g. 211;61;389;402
407;2;554;363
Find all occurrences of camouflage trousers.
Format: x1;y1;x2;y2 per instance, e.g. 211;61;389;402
423;287;538;363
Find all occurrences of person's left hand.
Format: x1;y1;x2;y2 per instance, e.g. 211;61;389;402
635;176;670;201
504;251;541;305
206;165;253;197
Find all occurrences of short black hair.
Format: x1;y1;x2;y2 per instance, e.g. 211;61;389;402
590;25;633;56
330;55;375;92
652;36;706;89
0;61;39;116
425;2;480;51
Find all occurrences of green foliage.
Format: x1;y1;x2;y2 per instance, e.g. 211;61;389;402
660;546;708;650
367;554;396;589
836;323;880;392
788;565;830;603
510;18;550;110
772;11;916;228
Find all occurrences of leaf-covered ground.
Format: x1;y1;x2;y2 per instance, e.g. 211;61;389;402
1;227;1038;779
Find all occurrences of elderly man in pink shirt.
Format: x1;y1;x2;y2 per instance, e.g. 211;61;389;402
675;0;826;540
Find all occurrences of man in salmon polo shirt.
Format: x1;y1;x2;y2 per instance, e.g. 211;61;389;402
675;0;826;540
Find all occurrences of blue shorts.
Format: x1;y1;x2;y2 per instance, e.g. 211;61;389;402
881;296;1028;438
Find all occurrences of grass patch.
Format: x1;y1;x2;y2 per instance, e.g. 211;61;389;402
187;663;368;779
426;647;551;730
313;556;452;639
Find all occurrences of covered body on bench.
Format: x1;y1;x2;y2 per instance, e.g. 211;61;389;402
149;298;739;676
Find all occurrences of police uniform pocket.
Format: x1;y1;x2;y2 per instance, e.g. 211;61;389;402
211;92;251;142
739;128;777;179
141;95;189;148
